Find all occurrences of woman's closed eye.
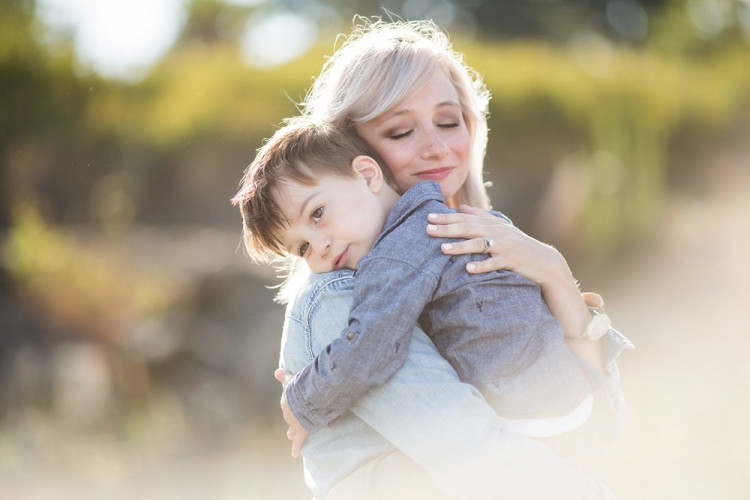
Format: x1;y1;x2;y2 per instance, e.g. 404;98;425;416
388;123;457;140
388;129;413;140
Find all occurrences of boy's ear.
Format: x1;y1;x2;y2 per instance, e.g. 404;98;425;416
351;156;384;193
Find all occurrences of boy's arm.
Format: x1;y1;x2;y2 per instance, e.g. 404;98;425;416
284;258;437;433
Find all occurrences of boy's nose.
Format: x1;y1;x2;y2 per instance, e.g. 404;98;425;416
312;233;331;258
307;234;332;273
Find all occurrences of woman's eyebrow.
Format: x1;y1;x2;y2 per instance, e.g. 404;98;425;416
380;100;461;121
436;100;460;110
374;108;409;125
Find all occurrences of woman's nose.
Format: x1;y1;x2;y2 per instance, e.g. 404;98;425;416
421;128;449;159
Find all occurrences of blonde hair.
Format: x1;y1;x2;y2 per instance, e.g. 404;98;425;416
301;17;491;209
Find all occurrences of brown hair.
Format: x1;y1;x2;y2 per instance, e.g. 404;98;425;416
231;118;388;262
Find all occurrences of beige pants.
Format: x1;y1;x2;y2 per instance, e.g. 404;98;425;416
328;451;453;500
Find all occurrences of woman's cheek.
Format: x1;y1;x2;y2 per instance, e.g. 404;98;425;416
381;155;414;191
393;172;418;193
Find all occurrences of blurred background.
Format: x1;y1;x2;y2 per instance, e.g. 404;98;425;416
1;0;749;498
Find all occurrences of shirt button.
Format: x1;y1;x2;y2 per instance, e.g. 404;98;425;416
346;332;355;340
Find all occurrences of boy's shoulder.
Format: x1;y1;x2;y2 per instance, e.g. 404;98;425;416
382;181;453;234
365;183;452;268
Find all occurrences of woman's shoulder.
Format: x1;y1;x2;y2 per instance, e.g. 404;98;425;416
285;268;356;321
302;269;356;303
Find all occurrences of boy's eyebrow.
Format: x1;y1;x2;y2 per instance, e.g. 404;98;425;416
279;190;317;254
296;192;317;222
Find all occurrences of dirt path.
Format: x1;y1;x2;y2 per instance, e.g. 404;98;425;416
594;153;750;499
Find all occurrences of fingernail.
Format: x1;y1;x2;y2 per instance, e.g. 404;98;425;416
442;243;453;250
466;263;475;271
427;224;437;231
428;213;438;220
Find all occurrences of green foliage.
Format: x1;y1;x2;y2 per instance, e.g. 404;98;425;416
3;204;174;340
457;37;749;257
3;0;750;263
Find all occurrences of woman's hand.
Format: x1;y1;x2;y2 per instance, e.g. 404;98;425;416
427;204;603;370
426;204;568;286
274;368;309;458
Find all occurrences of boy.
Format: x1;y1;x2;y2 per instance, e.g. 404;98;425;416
232;119;610;448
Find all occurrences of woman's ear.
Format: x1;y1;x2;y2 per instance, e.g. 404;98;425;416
351;155;384;193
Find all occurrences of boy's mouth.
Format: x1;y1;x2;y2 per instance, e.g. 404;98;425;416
332;247;349;270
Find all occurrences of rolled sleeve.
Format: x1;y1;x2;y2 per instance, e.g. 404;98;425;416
584;324;635;391
573;322;634;442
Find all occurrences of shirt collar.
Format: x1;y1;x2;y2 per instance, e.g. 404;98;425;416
374;181;445;247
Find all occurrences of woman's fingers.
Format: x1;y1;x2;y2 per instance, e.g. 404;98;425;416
466;256;506;274
440;237;494;256
427;210;488;224
426;220;472;238
427;209;509;239
456;204;495;217
427;219;498;239
426;204;567;282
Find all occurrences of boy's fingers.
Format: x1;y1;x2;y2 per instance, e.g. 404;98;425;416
274;368;292;385
291;431;308;458
280;397;293;424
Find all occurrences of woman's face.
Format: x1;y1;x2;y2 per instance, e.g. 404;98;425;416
355;70;471;202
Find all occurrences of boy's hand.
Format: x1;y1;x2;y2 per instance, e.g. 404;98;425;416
274;368;309;458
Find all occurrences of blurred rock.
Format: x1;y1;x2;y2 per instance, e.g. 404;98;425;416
52;342;114;426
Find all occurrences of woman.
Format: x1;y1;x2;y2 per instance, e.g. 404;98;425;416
273;18;631;499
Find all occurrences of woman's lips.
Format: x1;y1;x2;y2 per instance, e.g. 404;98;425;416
332;247;349;270
415;167;454;181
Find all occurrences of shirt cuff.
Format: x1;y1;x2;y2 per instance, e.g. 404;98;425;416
579;323;634;391
285;375;325;433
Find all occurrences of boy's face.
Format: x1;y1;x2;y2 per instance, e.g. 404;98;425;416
273;165;391;273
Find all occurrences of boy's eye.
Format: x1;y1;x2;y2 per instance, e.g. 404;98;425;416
438;122;459;129
389;129;412;140
299;242;309;257
312;207;323;222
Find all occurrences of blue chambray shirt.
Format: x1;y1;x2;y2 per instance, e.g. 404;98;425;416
286;181;608;431
280;269;618;499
